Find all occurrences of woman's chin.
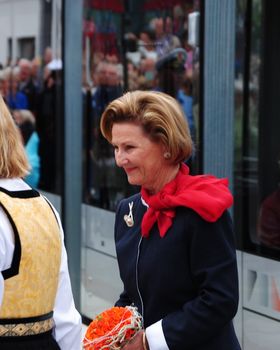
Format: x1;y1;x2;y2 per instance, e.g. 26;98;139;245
127;176;141;187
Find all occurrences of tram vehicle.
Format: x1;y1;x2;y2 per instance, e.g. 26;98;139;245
0;1;279;349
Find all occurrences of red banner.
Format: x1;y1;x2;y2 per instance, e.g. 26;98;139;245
89;0;124;13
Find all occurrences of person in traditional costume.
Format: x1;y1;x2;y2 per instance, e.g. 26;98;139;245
0;95;81;349
100;91;241;350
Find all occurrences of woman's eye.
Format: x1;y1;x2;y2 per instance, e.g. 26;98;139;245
113;146;119;152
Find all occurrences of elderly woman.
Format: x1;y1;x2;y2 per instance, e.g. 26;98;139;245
0;96;81;349
100;91;241;350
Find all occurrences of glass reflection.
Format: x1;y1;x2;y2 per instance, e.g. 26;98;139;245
234;0;280;252
82;0;201;211
257;170;280;250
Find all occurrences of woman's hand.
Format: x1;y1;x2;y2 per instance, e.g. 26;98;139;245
122;330;149;350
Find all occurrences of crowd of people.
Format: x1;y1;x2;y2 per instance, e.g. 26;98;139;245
0;47;62;191
83;15;198;113
0;6;200;201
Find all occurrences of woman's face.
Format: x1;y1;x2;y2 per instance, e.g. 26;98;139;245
111;122;169;192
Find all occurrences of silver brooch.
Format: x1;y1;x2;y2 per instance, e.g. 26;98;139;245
124;202;134;227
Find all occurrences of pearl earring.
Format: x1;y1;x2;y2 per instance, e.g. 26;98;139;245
164;152;171;159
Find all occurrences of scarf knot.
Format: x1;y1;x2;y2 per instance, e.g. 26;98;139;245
140;163;233;238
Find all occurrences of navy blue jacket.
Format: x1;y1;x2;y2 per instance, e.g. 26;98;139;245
115;193;241;350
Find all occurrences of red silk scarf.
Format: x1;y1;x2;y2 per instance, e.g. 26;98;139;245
141;163;233;238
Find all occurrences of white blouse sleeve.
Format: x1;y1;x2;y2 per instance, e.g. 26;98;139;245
0;230;4;306
50;205;82;350
146;320;169;350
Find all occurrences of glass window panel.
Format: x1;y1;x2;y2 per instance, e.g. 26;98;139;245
234;0;280;255
82;0;201;211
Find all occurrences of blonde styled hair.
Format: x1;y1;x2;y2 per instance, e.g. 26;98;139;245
0;95;30;178
100;90;193;163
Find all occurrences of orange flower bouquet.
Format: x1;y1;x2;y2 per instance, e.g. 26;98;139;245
83;306;143;350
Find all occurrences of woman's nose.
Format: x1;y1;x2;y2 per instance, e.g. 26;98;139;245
115;150;128;167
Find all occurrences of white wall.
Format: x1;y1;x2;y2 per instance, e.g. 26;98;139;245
0;0;40;65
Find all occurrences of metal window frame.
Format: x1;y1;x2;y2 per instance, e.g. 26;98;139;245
62;0;83;308
203;0;236;187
